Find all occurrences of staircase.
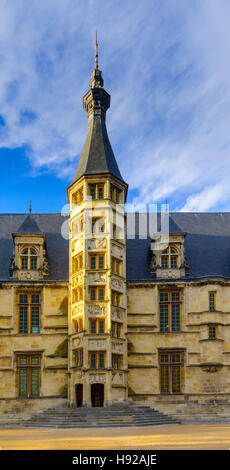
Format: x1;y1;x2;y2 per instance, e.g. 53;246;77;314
7;404;180;428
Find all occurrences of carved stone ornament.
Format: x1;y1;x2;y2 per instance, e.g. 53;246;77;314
88;303;106;316
9;254;17;277
42;255;50;276
111;308;123;321
181;247;189;271
88;339;106;350
111;278;123;291
87;238;106;250
149;252;157;273
112;372;124;385
111;341;123;353
87;374;106;385
88;273;106;284
201;363;223;373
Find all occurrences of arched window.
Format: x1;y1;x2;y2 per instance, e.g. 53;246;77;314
21;247;38;271
161;246;178;269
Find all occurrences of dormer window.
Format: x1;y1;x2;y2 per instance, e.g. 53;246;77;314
161;246;178;269
21;248;38;271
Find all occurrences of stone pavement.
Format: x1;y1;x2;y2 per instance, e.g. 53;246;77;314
0;424;230;450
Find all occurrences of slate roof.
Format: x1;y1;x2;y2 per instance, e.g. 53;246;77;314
1;212;230;283
14;214;43;235
0;214;69;282
72;115;124;184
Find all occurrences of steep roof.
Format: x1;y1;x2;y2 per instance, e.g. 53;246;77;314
1;212;230;283
14;214;43;235
72;115;124;183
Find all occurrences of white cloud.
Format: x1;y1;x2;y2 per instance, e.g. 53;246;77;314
0;0;229;211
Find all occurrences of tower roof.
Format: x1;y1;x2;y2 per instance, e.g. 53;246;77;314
71;36;125;185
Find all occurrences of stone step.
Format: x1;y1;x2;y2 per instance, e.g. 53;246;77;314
8;405;180;429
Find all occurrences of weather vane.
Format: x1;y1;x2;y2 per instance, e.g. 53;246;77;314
29;200;32;214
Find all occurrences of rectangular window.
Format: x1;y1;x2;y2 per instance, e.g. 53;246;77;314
112;258;122;276
159;291;181;332
89;319;105;334
89;286;105;301
112;354;121;369
17;355;41;397
112;291;122;307
89;254;104;270
209;292;216;311
110;184;121;203
74;317;83;332
89;183;105;200
21;257;28;270
30;257;37;270
112;322;121;338
208;326;217;339
159;351;183;394
19;293;40;334
89;352;105;369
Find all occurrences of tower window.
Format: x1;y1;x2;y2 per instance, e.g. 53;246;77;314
112;291;122;307
89;254;104;270
111;322;121;338
89;184;105;200
89;287;105;301
110;184;122;203
209;292;216;311
89;319;105;334
112;354;122;369
89;352;105;369
112;257;122;276
75;349;83;366
208;326;217;339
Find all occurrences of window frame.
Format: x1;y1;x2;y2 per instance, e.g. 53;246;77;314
159;350;183;394
159;290;182;332
17;354;41;397
18;292;40;335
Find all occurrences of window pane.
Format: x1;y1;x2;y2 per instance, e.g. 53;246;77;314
90;289;96;301
171;256;177;268
99;353;104;368
160;304;169;332
161;256;168;269
31;306;40;334
21;258;28;270
99;256;104;269
171;304;180;332
98;187;103;199
19;306;28;334
99;288;104;300
19;369;27;396
90;257;96;269
160;365;169;393
99;320;104;333
172;365;181;393
30;369;39;396
30;257;37;270
91;353;96;369
172;292;180;302
160;293;168;302
91;320;96;333
19;294;28;304
31;294;39;304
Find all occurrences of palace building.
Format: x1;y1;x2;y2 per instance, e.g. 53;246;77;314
1;43;230;422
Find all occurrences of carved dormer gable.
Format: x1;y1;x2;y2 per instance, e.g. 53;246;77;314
9;215;49;280
149;215;189;279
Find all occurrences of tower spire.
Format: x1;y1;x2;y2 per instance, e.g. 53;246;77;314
93;31;98;70
90;32;104;90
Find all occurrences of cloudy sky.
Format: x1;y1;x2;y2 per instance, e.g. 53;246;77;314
0;0;229;213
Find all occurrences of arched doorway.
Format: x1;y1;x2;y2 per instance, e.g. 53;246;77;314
91;383;104;407
75;384;83;407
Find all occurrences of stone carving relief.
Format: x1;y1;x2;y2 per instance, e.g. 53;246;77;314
73;337;82;348
87;374;106;385
111;244;123;259
87;238;106;250
72;239;84;253
18;271;39;281
111;341;123;353
111;278;123;292
88;273;106;284
149;252;157;273
201;364;222;373
88;303;106;316
72;305;84;318
112;372;124;385
111;308;123;321
88;339;106;350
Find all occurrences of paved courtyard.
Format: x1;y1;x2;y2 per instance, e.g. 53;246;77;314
0;424;230;450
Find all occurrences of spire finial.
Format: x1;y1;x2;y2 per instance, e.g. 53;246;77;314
93;31;98;69
29;200;32;214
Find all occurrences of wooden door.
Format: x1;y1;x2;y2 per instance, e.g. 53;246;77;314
76;384;83;407
91;383;104;407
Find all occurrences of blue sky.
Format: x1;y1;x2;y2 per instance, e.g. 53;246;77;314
0;0;230;213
